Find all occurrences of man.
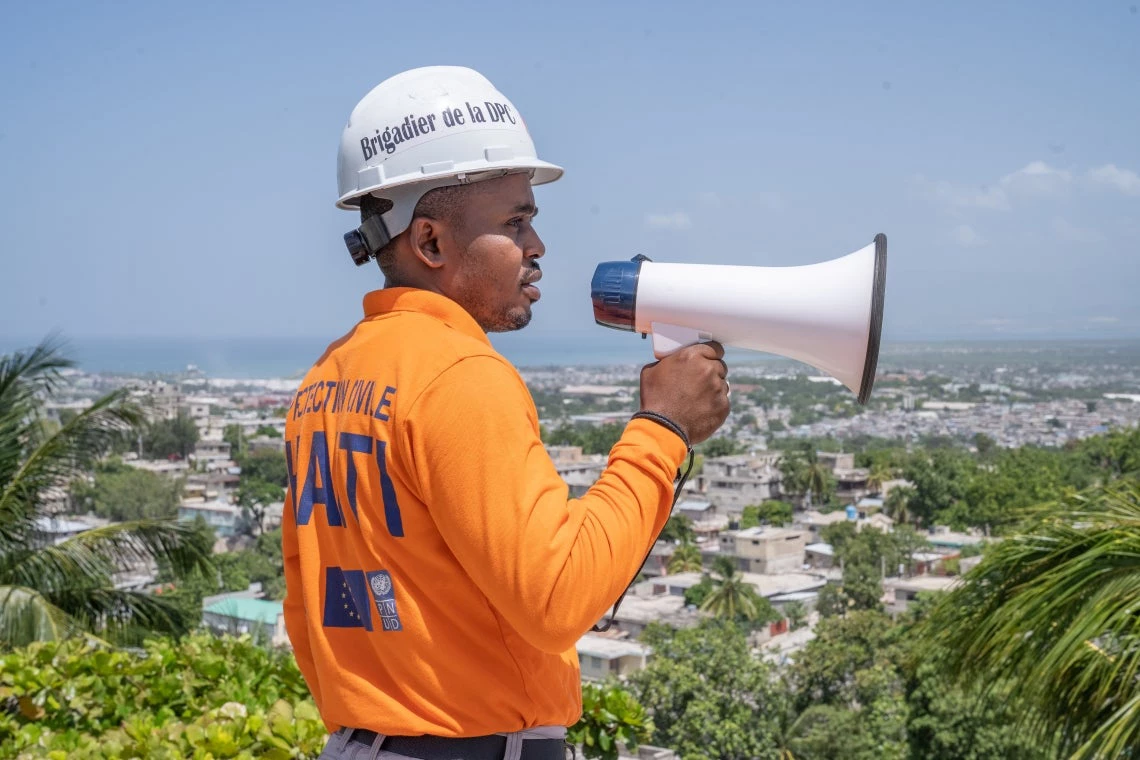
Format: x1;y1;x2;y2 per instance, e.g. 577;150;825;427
283;66;730;760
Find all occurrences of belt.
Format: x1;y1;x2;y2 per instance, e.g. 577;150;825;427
342;728;568;760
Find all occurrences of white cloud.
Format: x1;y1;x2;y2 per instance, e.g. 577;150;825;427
920;160;1139;218
917;160;1071;214
951;224;986;247
1087;316;1120;324
1051;217;1103;243
644;211;692;230
1087;164;1140;196
999;161;1071;198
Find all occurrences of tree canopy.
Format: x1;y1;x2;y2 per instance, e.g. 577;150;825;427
925;478;1140;758
142;413;199;460
0;340;209;648
630;619;787;760
71;459;183;522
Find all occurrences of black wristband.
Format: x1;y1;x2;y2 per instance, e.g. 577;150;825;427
631;410;692;451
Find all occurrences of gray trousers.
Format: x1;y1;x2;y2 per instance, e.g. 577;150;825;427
318;729;406;760
318;728;568;760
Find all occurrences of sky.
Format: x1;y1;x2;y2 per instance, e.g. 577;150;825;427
2;1;1139;365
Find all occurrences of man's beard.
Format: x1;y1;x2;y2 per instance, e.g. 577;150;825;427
485;304;532;333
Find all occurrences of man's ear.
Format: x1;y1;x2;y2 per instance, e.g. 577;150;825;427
408;216;446;270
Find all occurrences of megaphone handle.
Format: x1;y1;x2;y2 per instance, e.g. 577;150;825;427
650;322;708;360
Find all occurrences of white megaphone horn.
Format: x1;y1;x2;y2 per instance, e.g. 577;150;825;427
590;234;887;404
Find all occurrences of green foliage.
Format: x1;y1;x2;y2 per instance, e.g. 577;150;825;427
884;485;914;525
957;541;985;558
905;664;1048;760
630;619;787;759
543;423;625;455
747;376;863;428
925;478;1140;758
255;425;282;439
839;560;885;613
820;520;857;556
234;449;288;537
699;557;781;630
682;577;713;608
568;681;653;760
778;445;836;508
818;525;918;614
865;462;893;494
235;479;284;537
816;583;846;618
783;600;807;630
779;435;843;453
851;438;912;470
892;524;931;576
1074;425;1140;479
659;514;694;545
0;340;211;648
902;449;974;528
157;522;286;628
698;437;743;458
235;449;288;488
790;701;905;760
739;505;761;530
740;500;793;529
896;427;1140;534
973;432;997;458
0;633;326;758
215;552;274;593
787;611;906;752
71;458;183;521
223;424;246;457
142;412;200;460
666;542;702;574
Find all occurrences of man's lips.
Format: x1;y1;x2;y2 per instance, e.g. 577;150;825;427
522;272;542;300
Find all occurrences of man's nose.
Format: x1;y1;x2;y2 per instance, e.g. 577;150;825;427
526;228;545;260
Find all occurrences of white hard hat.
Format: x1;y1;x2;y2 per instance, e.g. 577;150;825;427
337;66;563;263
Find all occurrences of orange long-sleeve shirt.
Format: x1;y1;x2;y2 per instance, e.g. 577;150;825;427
281;287;686;737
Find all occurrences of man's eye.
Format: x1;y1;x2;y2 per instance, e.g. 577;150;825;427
507;218;524;228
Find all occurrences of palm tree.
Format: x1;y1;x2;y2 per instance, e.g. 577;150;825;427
784;600;807;631
801;450;836;509
777;450;808;507
884;486;913;527
780;446;836;509
666;541;703;574
865;463;892;496
925;479;1140;758
0;340;210;648
700;555;760;622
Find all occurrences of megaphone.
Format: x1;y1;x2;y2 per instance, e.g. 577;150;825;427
590;234;887;404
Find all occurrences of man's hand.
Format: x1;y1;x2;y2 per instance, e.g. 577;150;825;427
639;341;730;446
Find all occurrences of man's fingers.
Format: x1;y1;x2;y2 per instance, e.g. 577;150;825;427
689;340;724;360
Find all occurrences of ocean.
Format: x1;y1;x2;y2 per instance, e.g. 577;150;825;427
5;334;1135;380
0;335;673;378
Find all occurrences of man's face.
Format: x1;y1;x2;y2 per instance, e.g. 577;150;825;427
441;173;545;333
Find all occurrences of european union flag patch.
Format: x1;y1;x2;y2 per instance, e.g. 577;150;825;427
323;566;372;631
366;570;402;631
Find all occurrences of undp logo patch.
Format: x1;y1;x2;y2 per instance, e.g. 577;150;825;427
365;570;402;632
370;572;392;597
